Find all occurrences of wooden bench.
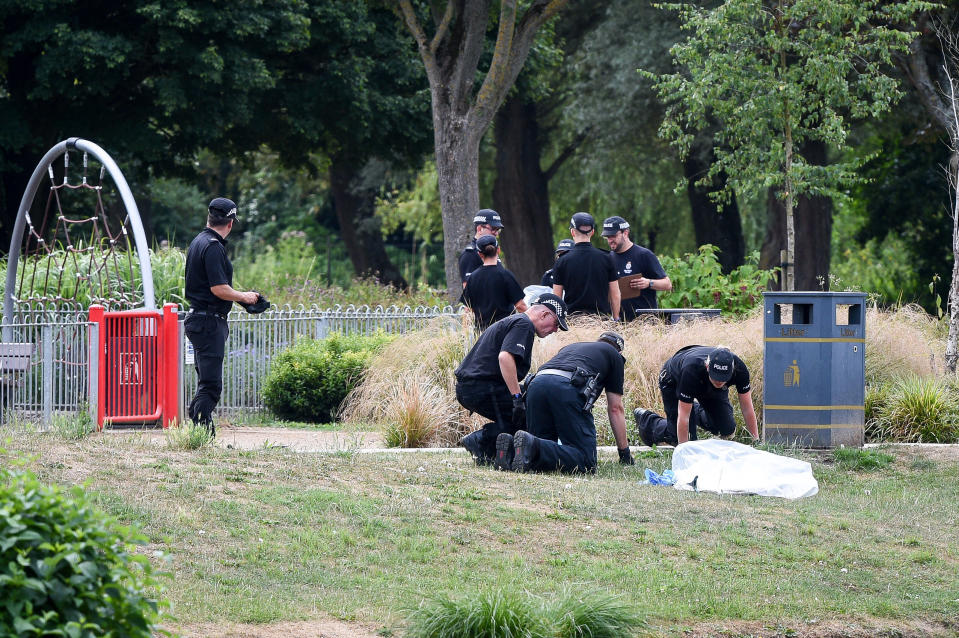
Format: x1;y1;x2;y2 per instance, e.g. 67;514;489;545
0;343;35;420
633;308;721;324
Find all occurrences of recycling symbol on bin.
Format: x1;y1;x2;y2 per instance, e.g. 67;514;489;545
783;360;800;387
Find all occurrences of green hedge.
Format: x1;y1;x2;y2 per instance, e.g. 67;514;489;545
0;465;165;637
263;332;394;423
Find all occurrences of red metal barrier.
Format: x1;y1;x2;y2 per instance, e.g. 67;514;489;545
89;303;180;430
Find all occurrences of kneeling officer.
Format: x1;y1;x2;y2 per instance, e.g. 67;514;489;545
496;331;634;473
634;345;759;446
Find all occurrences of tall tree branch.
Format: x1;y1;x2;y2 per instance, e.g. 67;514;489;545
472;0;569;133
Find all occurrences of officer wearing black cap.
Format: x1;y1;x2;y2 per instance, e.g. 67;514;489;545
540;238;574;287
461;234;527;331
456;293;569;465
183;197;260;437
496;331;633;473
459;209;504;287
634;345;759;446
552;212;621;320
602;216;671;319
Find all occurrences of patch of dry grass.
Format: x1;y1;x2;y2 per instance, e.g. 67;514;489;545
342;306;947;447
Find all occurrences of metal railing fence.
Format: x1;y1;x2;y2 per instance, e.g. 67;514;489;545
0;311;93;423
191;304;461;416
1;305;461;423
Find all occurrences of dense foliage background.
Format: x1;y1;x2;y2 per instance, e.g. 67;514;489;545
2;0;957;312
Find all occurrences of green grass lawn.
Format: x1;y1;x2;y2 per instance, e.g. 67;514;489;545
2;427;957;637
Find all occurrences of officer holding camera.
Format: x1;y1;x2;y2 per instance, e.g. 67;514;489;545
494;331;634;473
184;197;266;437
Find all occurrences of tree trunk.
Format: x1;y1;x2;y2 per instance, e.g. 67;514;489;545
945;150;959;372
434;109;483;297
682;137;745;274
760;141;833;291
328;155;407;290
492;95;554;286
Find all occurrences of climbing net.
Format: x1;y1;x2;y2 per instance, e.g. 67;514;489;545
12;148;145;314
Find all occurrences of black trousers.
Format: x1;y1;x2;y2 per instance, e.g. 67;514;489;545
641;365;736;445
455;377;515;459
525;374;596;473
185;314;229;430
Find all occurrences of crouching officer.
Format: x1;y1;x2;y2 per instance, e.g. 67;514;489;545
184;197;260;437
634;345;759;446
456;294;569;464
496;331;634;473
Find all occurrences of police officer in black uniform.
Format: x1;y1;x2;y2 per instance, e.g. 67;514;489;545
496;332;634;473
552;212;621;320
461;234;527;331
634;345;759;446
459;209;504;287
184;197;260;437
540;238;574;287
456;294;569;464
602;216;671;320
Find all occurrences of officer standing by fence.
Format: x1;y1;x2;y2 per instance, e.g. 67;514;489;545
634;345;759;446
602;216;671;320
459;209;504;287
496;331;634;473
456;294;569;464
552;212;621;320
461;234;527;331
184;197;261;437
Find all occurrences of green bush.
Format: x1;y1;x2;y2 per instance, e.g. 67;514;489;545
659;244;777;316
867;375;959;443
262;332;394;423
0;465;165;637
405;588;644;638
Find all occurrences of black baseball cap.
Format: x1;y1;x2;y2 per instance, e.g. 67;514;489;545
570;212;595;232
598;330;625;353
473;209;504;229
476;234;498;250
707;347;735;383
602;216;630;236
532;293;569;331
555;238;574;254
209;197;239;221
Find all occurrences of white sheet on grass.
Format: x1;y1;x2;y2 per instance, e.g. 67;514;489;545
671;439;818;499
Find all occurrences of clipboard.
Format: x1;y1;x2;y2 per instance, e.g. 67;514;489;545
618;274;643;300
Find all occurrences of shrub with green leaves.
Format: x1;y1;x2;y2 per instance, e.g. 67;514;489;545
262;332;394;423
0;465;165;637
867;375;959;443
659;244;777;316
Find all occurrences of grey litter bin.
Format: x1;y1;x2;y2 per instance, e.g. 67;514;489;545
762;291;866;448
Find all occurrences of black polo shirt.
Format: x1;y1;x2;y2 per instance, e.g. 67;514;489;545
459;240;482;283
455;313;536;382
185;227;234;315
461;265;525;331
664;345;751;402
611;243;667;317
539;341;625;395
552;242;617;316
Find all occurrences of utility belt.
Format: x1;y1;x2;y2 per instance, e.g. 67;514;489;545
537;367;602;411
188;309;229;320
